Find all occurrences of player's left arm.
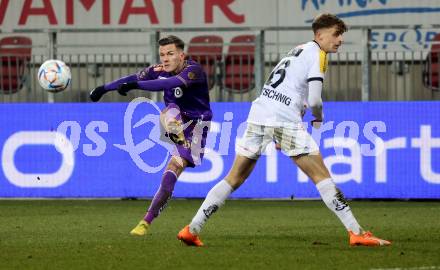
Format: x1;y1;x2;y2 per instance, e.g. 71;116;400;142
307;49;327;128
308;80;323;128
118;65;205;95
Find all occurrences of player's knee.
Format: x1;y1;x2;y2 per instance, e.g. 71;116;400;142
225;176;245;190
310;174;331;184
169;156;187;172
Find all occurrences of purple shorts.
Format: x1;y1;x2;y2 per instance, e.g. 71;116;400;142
170;117;210;167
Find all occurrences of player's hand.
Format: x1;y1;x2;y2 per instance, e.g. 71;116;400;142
117;82;138;96
165;119;184;134
311;119;322;129
89;85;106;102
301;104;307;119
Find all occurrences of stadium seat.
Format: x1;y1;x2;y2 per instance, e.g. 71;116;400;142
423;33;440;91
0;36;32;94
223;35;255;92
187;35;223;90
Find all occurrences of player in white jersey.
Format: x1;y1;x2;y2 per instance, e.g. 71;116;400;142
177;13;391;247
247;40;327;128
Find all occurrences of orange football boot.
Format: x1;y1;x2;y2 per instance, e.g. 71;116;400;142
177;225;204;247
349;231;391;246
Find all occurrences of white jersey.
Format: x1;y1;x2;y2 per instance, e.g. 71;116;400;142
247;41;327;127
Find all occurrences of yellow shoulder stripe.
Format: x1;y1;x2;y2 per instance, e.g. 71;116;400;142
319;50;328;73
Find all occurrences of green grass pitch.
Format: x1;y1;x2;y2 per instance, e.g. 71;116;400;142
1;200;439;270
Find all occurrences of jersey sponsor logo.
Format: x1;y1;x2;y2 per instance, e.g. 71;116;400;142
174;87;183;98
187;71;197;80
261;88;291;106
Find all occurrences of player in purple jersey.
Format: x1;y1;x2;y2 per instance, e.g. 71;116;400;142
90;35;212;236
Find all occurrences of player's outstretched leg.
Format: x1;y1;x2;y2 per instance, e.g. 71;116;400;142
178;156;256;246
178;179;233;246
130;170;178;236
316;178;391;247
293;153;391;247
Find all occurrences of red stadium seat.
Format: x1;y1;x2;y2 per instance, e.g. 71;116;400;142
224;35;255;92
423;33;440;91
187;35;223;90
0;36;32;94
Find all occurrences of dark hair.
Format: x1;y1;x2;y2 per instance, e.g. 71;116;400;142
312;13;347;35
158;35;185;50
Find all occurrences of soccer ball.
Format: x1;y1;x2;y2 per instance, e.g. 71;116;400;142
38;59;71;92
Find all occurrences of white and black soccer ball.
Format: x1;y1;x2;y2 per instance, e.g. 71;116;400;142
38;59;71;92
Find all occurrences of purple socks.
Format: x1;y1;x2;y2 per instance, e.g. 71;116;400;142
144;170;178;224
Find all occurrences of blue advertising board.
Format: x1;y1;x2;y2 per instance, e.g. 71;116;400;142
1;101;439;199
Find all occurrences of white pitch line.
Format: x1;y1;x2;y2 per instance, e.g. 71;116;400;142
370;266;440;270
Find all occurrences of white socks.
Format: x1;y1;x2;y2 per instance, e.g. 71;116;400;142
188;178;361;235
189;180;234;234
316;178;362;234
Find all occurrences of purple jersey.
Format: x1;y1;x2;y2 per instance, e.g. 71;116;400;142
137;60;212;121
102;59;212;167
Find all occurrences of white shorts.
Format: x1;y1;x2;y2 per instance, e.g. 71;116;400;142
236;123;319;159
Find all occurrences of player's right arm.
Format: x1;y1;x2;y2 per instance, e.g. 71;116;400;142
89;64;161;102
104;65;161;91
118;63;205;95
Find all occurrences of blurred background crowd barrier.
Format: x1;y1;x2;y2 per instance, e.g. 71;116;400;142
1;26;439;103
